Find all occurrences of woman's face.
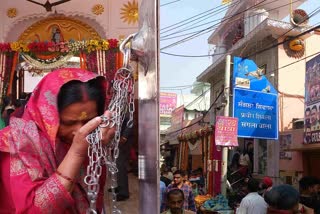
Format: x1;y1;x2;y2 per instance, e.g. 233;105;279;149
57;100;98;144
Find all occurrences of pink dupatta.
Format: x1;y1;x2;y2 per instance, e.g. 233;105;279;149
0;68;107;213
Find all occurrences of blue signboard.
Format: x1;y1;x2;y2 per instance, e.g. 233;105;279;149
233;56;278;139
233;57;277;93
233;88;278;139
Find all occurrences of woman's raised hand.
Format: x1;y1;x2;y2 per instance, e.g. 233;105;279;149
70;110;116;158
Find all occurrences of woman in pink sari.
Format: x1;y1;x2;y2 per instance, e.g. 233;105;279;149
0;68;115;213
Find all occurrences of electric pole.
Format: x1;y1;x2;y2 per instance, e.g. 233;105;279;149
221;54;231;196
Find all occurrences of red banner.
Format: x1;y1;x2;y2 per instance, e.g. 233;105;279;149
215;116;238;147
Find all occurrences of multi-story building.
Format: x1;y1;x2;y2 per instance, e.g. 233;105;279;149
197;0;320;188
160;82;211;167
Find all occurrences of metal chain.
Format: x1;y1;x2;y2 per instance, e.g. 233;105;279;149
85;128;104;214
85;40;135;214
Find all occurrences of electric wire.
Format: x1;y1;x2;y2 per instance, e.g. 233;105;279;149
244;24;320;58
164;49;320;135
238;7;320;59
162;35;320;126
160;0;307;53
160;0;239;32
161;0;308;41
271;50;320;74
160;83;210;90
161;87;193;91
162;4;320;133
160;0;181;7
184;86;211;109
160;0;302;50
166;90;224;135
163;2;320;56
161;85;193;89
160;21;320;58
160;0;282;39
161;84;193;88
161;17;320;109
160;0;238;36
160;0;269;50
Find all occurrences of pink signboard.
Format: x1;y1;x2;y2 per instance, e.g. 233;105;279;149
215;116;238;147
160;92;177;117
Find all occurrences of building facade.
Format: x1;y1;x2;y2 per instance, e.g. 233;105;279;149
197;0;320;189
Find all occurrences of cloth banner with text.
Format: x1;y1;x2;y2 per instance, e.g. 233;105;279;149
215;116;238;146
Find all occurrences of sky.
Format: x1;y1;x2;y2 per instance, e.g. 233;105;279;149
159;0;320;94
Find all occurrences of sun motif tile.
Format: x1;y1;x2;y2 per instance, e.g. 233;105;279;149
92;4;104;15
120;1;139;25
7;8;17;18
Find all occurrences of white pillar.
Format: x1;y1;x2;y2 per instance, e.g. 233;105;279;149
221;54;231;196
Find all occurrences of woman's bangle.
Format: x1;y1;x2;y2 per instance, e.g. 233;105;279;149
56;170;77;184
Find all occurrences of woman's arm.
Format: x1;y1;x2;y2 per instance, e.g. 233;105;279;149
56;116;102;191
8;112;114;213
57;112;115;192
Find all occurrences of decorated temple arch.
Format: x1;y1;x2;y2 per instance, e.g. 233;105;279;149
0;0;140;104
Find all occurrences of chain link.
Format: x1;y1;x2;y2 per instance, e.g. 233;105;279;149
85;46;135;214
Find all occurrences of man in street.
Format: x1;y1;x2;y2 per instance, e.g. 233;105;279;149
161;170;196;212
160;180;167;210
258;176;273;197
161;189;195;214
161;169;173;186
236;178;268;214
299;176;320;214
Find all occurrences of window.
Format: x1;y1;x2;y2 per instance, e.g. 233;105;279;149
258;64;267;75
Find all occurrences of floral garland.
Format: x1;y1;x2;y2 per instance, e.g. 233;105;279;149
0;38;122;104
0;39;120;54
0;39;120;67
21;53;73;70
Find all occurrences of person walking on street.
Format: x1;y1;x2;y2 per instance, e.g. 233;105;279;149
236;178;267;214
258;176;273;197
299;176;320;214
161;189;196;214
265;184;314;214
162;170;197;212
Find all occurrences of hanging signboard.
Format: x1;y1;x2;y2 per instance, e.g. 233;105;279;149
215;116;238;146
160;92;177;117
304;54;320;144
233;56;278;139
233;88;278;139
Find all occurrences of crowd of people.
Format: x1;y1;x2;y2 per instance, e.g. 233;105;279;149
235;176;320;214
160;159;320;214
160;165;206;214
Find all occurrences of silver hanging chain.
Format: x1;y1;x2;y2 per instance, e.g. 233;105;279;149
85;34;135;214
